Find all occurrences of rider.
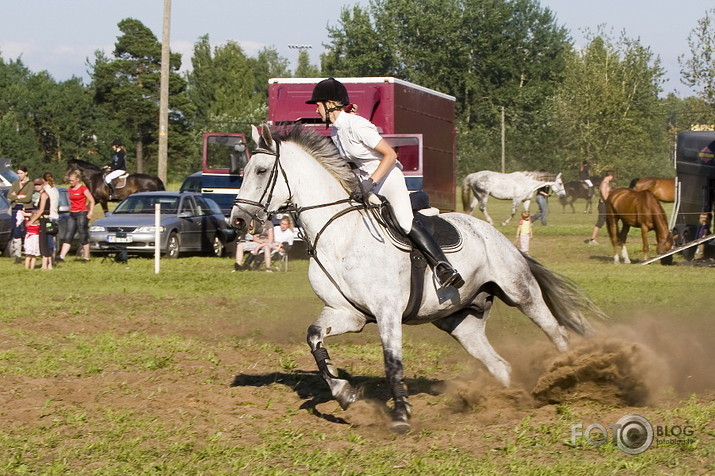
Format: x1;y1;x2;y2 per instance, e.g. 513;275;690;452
579;160;593;190
306;78;464;289
104;139;127;200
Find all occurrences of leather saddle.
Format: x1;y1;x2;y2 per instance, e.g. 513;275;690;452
104;171;129;189
379;191;463;253
374;191;463;322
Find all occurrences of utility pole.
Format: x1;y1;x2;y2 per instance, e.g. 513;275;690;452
157;0;171;184
501;106;506;173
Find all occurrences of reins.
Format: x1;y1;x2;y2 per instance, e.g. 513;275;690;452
232;142;382;317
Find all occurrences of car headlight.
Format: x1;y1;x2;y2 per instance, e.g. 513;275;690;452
89;225;106;232
135;225;165;233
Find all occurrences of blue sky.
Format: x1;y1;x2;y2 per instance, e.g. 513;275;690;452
0;0;711;97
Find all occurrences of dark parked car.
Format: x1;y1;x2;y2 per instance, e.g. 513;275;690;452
0;193;12;255
89;191;235;258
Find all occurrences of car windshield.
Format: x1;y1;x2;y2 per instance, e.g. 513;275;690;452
113;195;179;215
1;170;18;184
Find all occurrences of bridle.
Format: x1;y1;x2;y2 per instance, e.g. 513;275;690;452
232;139;382;316
231;142;289;228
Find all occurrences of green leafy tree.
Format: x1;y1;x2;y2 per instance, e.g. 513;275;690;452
0;55;96;179
679;8;715;107
248;47;291;97
187;36;270;134
294;50;320;77
552;29;668;179
91;18;191;177
321;0;571;177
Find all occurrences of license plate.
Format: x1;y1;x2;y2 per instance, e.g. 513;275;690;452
107;234;133;243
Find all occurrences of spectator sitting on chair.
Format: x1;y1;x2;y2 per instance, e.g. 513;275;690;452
233;219;273;271
250;219;276;272
272;217;295;256
232;233;258;272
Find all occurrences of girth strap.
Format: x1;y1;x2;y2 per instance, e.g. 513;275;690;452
401;250;428;322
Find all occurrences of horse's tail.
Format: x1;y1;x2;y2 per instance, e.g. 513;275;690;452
629;178;639;189
522;252;607;336
461;175;473;212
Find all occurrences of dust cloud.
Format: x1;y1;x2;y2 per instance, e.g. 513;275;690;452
440;313;715;411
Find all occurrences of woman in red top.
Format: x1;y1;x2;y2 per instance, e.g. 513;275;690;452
58;171;95;262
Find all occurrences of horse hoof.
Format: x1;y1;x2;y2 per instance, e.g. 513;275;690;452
335;384;358;410
390;420;412;434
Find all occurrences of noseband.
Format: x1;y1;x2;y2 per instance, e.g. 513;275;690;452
232;142;291;226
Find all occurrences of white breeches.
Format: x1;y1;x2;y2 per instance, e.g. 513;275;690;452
360;161;413;234
105;170;125;183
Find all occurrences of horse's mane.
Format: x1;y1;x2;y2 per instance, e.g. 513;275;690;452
270;125;359;192
68;158;102;171
519;171;558;182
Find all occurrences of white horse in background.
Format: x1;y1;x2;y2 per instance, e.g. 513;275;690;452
462;170;566;225
231;125;605;433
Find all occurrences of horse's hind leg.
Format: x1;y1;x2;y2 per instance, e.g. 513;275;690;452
501;199;522;226
307;308;368;410
477;194;494;225
433;296;512;387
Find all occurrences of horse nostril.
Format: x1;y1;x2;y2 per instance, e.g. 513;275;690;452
232;218;246;230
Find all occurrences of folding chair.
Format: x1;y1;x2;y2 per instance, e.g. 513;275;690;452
253;242;291;272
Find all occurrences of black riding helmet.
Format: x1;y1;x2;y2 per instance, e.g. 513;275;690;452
306;78;350;105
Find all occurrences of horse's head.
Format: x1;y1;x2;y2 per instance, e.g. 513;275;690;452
551;173;566;198
657;230;674;255
230;124;291;235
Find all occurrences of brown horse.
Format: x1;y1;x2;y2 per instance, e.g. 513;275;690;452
606;188;673;264
628;177;675;203
67;159;165;213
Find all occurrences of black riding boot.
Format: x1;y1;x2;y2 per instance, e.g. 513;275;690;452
407;218;464;289
107;182;117;200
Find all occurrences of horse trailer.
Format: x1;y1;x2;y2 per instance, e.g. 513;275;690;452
180;132;251;216
182;77;458;214
267;77;458;211
672;130;715;260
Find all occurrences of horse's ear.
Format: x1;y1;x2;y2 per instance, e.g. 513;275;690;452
252;123;276;153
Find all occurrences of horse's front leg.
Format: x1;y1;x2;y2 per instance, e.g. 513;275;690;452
376;314;411;433
618;224;632;264
307;308;367;410
640;225;650;261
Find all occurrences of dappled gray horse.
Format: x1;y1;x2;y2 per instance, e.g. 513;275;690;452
231;125;605;432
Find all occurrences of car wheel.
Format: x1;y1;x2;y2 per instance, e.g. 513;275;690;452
165;232;180;259
212;235;225;257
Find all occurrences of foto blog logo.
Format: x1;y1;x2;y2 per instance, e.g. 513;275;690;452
571;414;696;455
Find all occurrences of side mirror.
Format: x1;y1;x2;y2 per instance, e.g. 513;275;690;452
178;211;193;218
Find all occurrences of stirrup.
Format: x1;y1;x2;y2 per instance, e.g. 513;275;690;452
433;261;464;289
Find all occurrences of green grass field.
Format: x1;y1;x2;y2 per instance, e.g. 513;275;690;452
0;196;712;474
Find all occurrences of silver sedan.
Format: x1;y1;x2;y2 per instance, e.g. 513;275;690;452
89;192;234;258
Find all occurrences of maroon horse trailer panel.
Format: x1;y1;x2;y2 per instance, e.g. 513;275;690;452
267;77;457;211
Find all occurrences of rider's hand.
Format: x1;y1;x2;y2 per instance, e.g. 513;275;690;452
350;178;375;202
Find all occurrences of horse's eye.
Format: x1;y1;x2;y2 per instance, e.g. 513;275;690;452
255;167;268;176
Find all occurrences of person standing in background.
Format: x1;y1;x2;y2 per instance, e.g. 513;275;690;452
58;171;95;262
7;165;33;263
42;172;60;264
585;170;615;245
516;211;533;254
531;185;550;226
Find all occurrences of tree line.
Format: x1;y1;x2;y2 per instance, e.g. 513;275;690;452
0;1;713;185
